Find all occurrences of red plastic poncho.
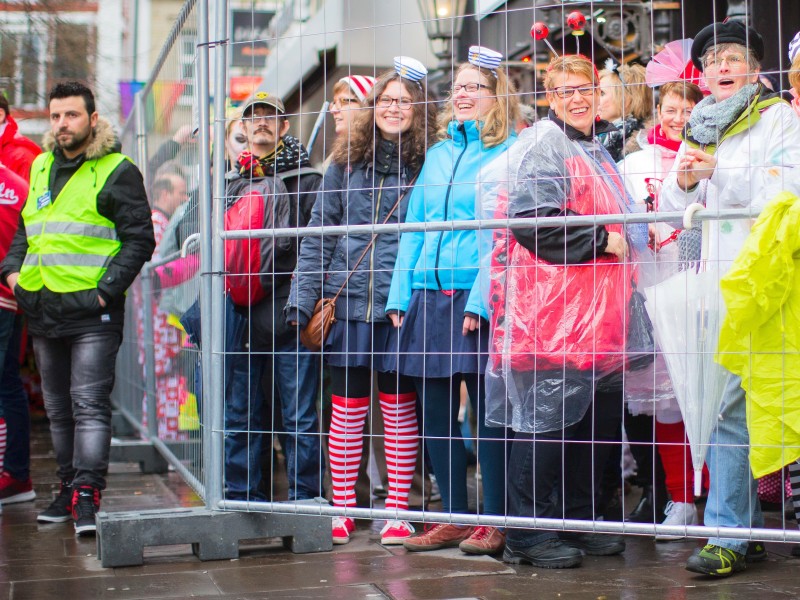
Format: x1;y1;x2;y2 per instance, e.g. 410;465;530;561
480;120;636;433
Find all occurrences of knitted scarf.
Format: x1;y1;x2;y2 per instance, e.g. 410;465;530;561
688;83;759;145
236;134;311;179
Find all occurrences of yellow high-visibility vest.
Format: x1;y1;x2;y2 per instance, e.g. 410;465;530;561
18;152;126;293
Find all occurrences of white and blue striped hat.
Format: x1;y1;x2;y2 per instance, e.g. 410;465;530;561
789;31;800;63
468;46;503;72
394;56;428;82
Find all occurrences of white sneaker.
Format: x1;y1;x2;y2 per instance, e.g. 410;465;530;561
380;519;415;545
655;501;698;542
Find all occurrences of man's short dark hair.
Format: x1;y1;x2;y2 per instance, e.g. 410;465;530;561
49;81;96;115
0;93;9;115
151;175;175;200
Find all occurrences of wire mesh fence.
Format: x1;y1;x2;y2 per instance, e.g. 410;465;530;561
115;0;800;561
114;0;203;496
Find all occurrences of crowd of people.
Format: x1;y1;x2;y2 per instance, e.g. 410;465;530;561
3;16;800;580
205;18;800;576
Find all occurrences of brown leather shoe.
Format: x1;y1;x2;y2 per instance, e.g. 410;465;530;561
459;525;506;555
403;523;474;552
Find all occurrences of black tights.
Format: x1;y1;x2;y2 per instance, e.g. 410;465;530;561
329;366;415;398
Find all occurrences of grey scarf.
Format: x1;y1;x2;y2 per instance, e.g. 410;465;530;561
688;83;759;145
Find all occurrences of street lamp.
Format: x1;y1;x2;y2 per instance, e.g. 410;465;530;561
416;0;468;65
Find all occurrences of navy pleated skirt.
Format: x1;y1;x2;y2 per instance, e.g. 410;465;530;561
323;318;400;372
396;289;488;378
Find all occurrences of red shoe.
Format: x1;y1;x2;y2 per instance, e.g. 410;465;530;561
459;526;506;555
0;472;36;505
332;516;355;545
380;520;415;545
403;523;473;552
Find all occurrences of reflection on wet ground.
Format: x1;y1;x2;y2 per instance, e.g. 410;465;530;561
1;422;799;599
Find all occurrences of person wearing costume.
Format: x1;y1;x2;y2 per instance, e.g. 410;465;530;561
481;54;644;569
386;46;518;556
287;58;435;545
658;21;800;577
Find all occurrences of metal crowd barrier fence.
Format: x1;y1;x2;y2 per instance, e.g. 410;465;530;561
99;0;800;568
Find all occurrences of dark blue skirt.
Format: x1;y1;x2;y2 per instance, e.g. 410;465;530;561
397;289;488;378
324;319;399;372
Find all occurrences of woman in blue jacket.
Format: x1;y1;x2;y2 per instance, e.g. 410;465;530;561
287;59;437;546
386;46;517;555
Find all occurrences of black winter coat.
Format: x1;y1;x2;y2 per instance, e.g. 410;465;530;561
286;139;414;327
0;118;155;337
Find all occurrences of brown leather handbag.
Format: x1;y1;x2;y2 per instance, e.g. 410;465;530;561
299;297;337;352
299;176;416;352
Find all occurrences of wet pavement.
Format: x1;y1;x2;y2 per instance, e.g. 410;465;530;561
2;423;800;599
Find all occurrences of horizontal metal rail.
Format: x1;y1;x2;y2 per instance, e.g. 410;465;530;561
218;207;757;240
217;501;800;543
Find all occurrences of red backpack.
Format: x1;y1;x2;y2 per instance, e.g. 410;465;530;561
224;168;314;307
224;186;269;306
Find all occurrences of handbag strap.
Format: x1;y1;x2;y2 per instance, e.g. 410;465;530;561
330;173;418;303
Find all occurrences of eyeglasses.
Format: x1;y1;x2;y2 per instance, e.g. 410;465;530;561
331;97;359;110
703;53;746;68
376;95;413;110
243;112;279;122
452;83;490;94
550;85;596;99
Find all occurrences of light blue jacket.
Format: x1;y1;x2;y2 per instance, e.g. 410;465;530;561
386;120;516;319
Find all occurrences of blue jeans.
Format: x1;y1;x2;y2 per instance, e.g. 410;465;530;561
266;337;323;501
33;331;122;490
224;346;267;500
704;373;762;554
0;315;31;480
0;310;15;419
414;374;510;515
225;330;323;501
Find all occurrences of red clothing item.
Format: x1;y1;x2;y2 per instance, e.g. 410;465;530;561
0;164;27;312
646;125;682;153
0;116;41;182
488;155;630;373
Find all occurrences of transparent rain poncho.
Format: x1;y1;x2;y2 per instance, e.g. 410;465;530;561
479;120;647;433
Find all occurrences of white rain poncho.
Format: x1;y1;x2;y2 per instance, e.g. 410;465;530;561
479;120;647;433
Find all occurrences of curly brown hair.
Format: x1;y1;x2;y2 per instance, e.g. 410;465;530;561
331;71;437;173
437;63;519;149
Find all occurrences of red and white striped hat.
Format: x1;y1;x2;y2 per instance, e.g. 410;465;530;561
338;75;377;103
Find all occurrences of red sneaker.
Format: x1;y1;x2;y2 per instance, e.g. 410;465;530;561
403;523;473;552
380;520;415;545
332;516;355;545
0;472;36;505
459;525;506;555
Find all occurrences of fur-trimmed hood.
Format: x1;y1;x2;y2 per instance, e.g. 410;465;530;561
42;116;121;159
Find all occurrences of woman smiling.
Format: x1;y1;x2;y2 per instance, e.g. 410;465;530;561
481;54;642;569
386;46;518;556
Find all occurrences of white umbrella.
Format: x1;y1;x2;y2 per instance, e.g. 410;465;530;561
643;209;730;496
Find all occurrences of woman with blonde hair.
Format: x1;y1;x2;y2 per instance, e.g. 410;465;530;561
386;46;518;556
597;62;653;160
287;57;436;546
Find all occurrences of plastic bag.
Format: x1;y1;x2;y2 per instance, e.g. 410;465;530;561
480;121;635;433
626;287;655;371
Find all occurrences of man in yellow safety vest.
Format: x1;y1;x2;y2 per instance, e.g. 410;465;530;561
0;81;155;536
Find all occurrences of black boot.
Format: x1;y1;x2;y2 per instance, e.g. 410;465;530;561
596;485;624;522
627;485;656;522
626;482;668;523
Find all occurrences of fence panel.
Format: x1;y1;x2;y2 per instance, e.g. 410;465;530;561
118;0;800;560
